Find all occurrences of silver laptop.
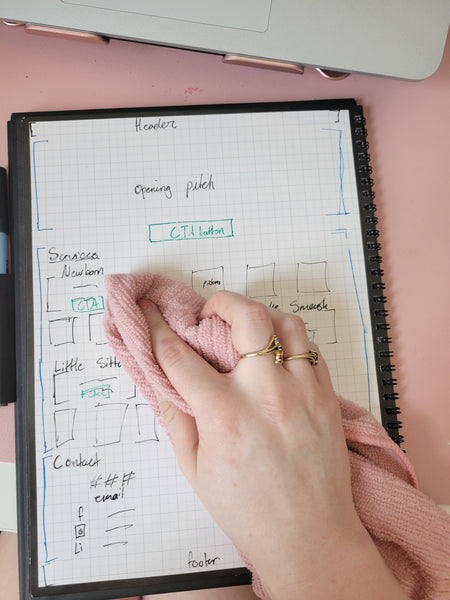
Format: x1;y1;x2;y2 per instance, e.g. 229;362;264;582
1;0;449;79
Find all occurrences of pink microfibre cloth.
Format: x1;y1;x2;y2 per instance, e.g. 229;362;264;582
104;272;450;600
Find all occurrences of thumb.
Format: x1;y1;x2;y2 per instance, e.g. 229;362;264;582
138;299;199;479
155;391;199;479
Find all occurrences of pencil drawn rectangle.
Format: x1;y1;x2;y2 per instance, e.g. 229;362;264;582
48;317;76;346
88;312;107;345
191;266;225;297
54;408;77;447
94;403;129;447
246;263;277;298
297;261;331;293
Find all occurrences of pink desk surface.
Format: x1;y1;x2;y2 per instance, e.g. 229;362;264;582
0;23;449;504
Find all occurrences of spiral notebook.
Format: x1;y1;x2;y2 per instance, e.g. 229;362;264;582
7;99;400;600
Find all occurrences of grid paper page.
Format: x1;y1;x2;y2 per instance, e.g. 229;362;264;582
29;108;380;588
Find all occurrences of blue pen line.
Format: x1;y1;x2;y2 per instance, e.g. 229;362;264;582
37;249;56;565
332;228;348;239
32;141;52;231
33;144;56;567
37;247;51;454
42;455;57;564
348;249;371;411
323;128;349;216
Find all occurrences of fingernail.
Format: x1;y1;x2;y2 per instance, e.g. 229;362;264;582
137;298;154;314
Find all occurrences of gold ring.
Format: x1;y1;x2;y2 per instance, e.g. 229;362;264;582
240;334;284;365
284;350;319;366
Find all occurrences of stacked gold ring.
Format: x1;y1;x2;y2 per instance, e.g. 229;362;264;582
284;350;319;366
240;335;318;366
239;334;284;365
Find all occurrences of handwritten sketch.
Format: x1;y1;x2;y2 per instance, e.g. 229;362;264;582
32;139;52;231
317;309;337;344
322;127;349;216
48;316;76;346
80;377;117;400
54;408;77;447
47;280;100;314
246;263;277;298
45;277;63;313
88;312;107;345
30;108;379;589
41;563;53;587
112;375;137;401
126;384;137;401
305;327;317;344
71;295;105;313
304;309;337;344
53;372;70;405
191;266;225;297
149;219;234;243
74;523;86;540
94;403;129;447
297;261;331;294
135;403;160;443
74;506;87;555
104;509;135;548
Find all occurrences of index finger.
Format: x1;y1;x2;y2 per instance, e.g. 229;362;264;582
139;300;226;417
199;291;275;357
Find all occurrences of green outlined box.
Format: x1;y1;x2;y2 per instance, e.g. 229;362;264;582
71;295;105;313
149;219;234;243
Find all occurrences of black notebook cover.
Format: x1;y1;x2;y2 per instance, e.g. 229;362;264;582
8;99;400;600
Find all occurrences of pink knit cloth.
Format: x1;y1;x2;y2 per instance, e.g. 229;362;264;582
104;272;450;600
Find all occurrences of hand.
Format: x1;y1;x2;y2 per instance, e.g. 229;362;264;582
140;291;408;600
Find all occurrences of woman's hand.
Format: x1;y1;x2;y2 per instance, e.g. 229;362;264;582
140;291;407;600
